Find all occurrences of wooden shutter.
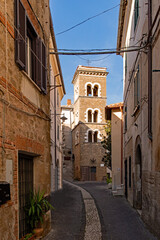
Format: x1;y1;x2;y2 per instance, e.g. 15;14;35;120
36;37;42;88
15;0;26;69
41;41;47;94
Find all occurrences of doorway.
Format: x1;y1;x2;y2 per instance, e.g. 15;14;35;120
124;159;128;198
135;144;142;209
19;154;33;238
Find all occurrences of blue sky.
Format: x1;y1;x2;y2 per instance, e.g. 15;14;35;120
50;0;123;105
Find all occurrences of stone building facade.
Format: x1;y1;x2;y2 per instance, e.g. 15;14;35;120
106;103;123;192
72;66;108;181
0;0;53;239
61;100;74;181
117;0;160;238
50;20;65;192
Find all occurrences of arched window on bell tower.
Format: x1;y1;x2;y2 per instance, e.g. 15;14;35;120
93;110;98;122
93;85;98;96
88;110;92;122
88;131;92;142
87;84;92;96
94;131;98;142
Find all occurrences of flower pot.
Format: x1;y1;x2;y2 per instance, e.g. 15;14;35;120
20;233;36;240
33;228;43;238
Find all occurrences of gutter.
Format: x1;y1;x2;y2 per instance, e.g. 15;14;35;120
49;11;66;95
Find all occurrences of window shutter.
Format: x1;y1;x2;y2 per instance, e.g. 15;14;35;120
36;37;42;88
15;0;26;69
41;42;47;94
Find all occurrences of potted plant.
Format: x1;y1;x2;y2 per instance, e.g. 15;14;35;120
26;190;54;238
20;233;35;240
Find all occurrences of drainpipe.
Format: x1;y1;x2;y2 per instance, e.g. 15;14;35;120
120;106;123;184
148;0;152;140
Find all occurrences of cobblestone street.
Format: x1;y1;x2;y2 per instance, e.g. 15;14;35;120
43;181;158;240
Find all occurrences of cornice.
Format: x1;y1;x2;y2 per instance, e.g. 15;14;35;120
72;69;108;84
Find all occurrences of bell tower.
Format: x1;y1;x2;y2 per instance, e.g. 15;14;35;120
72;65;108;181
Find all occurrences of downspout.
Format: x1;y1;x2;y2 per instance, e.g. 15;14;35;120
148;0;152;140
120;106;123;184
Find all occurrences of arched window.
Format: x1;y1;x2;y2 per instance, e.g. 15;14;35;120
88;131;92;142
94;131;98;142
93;110;98;122
93;85;98;96
87;84;92;96
88;110;92;122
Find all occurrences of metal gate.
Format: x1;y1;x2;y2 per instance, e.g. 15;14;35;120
19;154;33;238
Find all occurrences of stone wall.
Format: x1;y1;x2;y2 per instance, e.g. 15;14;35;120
0;1;51;239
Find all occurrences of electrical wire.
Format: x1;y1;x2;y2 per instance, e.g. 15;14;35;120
75;54;112;63
49;44;148;55
0;97;50;121
56;4;120;36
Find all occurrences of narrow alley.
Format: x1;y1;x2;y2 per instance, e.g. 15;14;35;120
43;181;157;240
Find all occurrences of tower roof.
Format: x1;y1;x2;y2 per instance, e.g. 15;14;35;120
72;65;108;84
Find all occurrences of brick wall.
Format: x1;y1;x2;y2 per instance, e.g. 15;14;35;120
0;0;51;239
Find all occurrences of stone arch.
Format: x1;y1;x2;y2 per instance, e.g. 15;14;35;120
93;108;101;123
86;108;93;122
87;129;93;142
93;83;101;97
85;82;92;96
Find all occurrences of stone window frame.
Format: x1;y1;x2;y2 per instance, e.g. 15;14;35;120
85;108;102;123
85;82;101;97
86;129;101;143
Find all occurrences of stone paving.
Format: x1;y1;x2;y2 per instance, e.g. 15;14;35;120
75;182;158;240
43;182;85;240
43;181;158;240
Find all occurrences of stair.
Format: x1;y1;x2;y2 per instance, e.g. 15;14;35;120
112;184;124;196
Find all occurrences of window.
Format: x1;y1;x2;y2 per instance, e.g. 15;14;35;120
15;0;47;93
57;125;59;140
125;53;127;77
134;65;140;107
93;85;98;96
124;106;127;132
88;131;92;142
93;110;98;122
129;156;132;188
94;131;98;142
88;110;92;122
75;131;79;145
57;91;59;107
87;84;92;96
134;0;139;31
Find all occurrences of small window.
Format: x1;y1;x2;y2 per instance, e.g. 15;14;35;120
129;156;132;188
93;85;98;96
124;106;127;132
93;111;98;123
134;0;139;31
57;125;59;140
134;65;140;107
88;131;92;142
57;91;59;107
94;131;98;142
125;53;127;77
88;110;92;122
87;85;92;96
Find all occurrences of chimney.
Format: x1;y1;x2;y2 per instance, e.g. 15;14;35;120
67;99;71;106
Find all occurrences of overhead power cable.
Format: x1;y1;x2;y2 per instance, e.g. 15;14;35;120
56;4;120;36
49;43;148;56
